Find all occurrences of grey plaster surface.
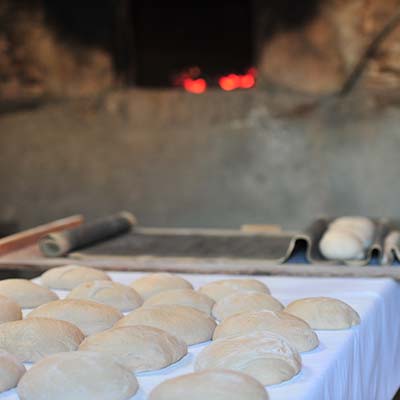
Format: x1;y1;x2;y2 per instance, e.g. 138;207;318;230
1;89;399;230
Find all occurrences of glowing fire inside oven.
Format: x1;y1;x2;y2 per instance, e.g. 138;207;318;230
179;67;256;94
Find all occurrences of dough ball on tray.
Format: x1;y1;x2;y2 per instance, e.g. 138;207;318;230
0;279;58;308
68;280;142;312
0;318;84;362
79;325;187;372
17;351;138;400
130;273;193;300
144;289;214;315
285;297;360;330
199;279;270;302
115;304;216;345
41;265;111;290
212;291;283;321
0;351;26;393
149;369;269;400
0;295;22;324
28;299;122;336
195;331;301;386
213;310;319;352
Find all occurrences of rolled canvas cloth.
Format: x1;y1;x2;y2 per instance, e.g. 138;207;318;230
39;211;136;257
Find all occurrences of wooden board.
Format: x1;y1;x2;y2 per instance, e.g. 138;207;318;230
1;249;400;279
0;215;83;256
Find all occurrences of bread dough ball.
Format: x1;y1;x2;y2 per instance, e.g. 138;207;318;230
68;280;142;312
0;351;26;393
0;295;22;324
213;310;318;352
115;304;216;345
319;231;365;260
149;369;269;400
330;217;374;247
79;325;187;372
28;299;122;336
17;351;138;400
0;279;58;308
144;289;214;315
41;265;111;290
285;297;361;330
0;318;84;362
130;273;193;300
319;216;375;261
199;279;270;301
195;331;301;385
212;291;283;321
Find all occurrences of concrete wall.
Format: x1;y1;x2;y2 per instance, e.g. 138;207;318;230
1;89;400;230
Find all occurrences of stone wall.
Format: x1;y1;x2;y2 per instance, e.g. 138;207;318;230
2;0;400;100
0;0;116;100
259;0;400;93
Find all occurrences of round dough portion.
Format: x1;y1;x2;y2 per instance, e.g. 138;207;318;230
0;318;84;362
79;325;187;372
144;289;214;315
130;273;193;300
195;331;301;385
0;279;58;308
115;304;216;345
41;265;111;290
68;280;143;312
17;351;138;400
199;279;270;301
0;295;22;324
214;310;318;352
28;299;122;336
330;217;374;247
319;231;365;260
213;291;283;321
285;297;361;330
149;369;269;400
0;351;26;393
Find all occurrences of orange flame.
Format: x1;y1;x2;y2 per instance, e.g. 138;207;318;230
183;78;207;94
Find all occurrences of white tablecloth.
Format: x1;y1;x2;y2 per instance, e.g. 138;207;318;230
3;272;400;400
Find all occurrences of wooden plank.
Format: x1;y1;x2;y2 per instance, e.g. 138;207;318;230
71;255;400;279
0;215;84;256
1;254;400;279
241;224;283;233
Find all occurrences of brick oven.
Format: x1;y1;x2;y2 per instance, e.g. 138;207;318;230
1;0;400;231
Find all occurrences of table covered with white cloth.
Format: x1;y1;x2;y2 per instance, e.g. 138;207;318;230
2;272;400;400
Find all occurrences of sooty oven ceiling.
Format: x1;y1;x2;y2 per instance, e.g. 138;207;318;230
39;0;321;89
133;0;253;87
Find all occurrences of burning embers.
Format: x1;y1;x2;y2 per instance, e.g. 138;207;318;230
174;67;256;94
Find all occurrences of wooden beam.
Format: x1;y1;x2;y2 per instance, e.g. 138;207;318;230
1;254;400;280
0;215;84;256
